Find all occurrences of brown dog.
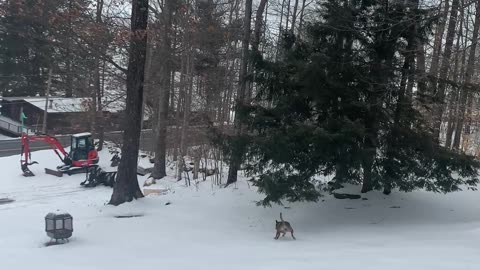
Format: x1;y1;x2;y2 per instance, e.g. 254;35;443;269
275;212;296;240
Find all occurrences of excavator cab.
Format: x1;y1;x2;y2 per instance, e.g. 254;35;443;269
70;133;95;162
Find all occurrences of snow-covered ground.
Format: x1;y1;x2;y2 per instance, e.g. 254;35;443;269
1;148;480;270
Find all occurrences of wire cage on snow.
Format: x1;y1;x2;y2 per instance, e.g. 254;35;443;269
45;212;73;242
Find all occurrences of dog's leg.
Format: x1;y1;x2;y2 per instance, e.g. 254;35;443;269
282;232;286;237
274;231;280;240
291;230;296;240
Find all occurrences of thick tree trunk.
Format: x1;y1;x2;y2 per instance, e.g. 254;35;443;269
252;0;268;53
151;0;173;179
432;0;460;142
361;149;374;193
225;0;252;186
151;73;170;179
249;0;268;105
109;0;148;206
453;0;480;150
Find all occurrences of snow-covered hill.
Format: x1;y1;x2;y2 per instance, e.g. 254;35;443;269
1;148;480;270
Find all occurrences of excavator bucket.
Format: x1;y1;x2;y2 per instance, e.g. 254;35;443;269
21;164;35;177
45;168;64;177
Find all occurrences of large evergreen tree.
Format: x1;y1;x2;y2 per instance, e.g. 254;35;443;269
0;0;53;96
236;0;480;206
0;0;115;98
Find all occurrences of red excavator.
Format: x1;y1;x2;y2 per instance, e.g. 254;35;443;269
21;132;99;177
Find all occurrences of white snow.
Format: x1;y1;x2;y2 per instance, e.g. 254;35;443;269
23;97;90;113
1;148;480;270
71;132;92;138
2;96;124;114
22;97;124;114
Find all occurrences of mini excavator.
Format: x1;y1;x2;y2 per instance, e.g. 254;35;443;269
21;132;99;177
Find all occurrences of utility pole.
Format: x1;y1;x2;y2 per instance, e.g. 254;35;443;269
42;69;53;134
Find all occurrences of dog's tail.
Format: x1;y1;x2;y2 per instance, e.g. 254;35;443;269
280;212;284;222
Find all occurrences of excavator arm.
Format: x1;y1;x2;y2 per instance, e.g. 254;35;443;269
20;133;72;176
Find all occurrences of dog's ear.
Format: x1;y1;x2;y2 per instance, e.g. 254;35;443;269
275;220;279;224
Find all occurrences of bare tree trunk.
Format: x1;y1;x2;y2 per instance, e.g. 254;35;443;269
416;43;427;96
65;0;73;98
151;0;173;179
261;0;269;54
275;0;286;60
173;54;186;163
285;0;291;32
220;0;240;126
290;0;299;33
452;21;468;148
94;0;105;151
225;0;253;186
178;53;193;181
429;0;450;81
465;93;474;135
180;49;193;156
65;54;73;97
109;0;148;206
432;0;460;142
42;69;52;134
453;0;480;150
298;0;307;35
252;0;268;53
445;4;464;148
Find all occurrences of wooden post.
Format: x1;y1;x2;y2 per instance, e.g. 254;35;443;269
42;69;53;134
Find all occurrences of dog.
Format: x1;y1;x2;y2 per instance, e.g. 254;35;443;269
275;212;296;240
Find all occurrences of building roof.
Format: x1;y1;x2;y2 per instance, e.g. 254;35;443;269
72;132;92;138
1;96;34;101
25;97;90;113
1;96;123;114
